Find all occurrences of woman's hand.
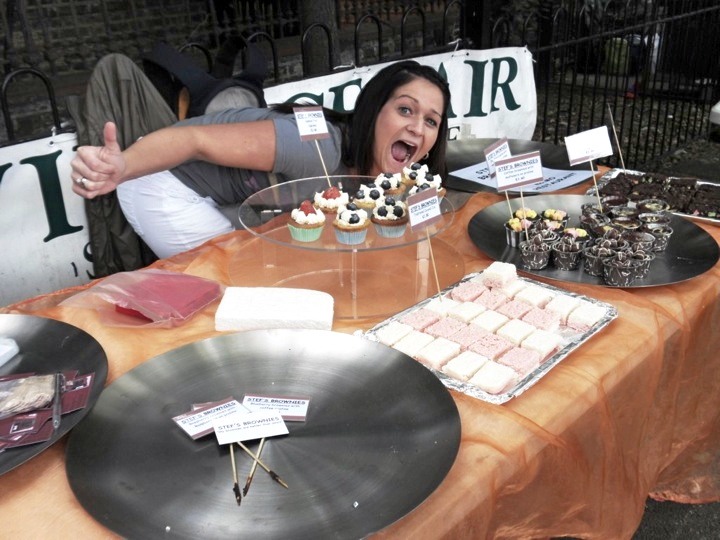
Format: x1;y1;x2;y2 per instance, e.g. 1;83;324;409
70;122;127;198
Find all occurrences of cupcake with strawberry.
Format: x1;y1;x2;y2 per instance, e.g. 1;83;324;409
288;199;326;242
313;185;349;213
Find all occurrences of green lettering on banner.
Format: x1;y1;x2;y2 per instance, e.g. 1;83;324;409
436;62;457;120
327;79;362;113
490;57;520;112
20;150;83;242
0;162;11;185
283;92;323;106
463;59;489;117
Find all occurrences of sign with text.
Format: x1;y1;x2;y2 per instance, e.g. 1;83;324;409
483;137;511;178
242;394;310;422
494;151;543;191
267;47;537;141
565;126;614;165
293;106;330;141
213;409;289;444
173;398;248;439
407;188;442;229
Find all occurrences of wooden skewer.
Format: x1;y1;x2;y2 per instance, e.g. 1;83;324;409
236;441;289;489
229;442;242;505
242;437;265;496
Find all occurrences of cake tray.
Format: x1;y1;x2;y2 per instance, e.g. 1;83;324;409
364;273;617;405
0;314;107;475
65;329;460;540
468;194;719;287
589;168;720;226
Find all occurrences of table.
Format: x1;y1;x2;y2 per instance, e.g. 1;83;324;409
1;176;719;539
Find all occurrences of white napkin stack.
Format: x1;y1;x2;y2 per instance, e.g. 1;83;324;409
214;287;334;332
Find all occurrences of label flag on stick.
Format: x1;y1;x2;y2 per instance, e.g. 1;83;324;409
494;151;543;244
483;137;512;180
564;126;614;210
294;106;332;186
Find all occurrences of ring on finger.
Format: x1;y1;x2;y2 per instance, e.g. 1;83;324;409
74;176;84;186
80;177;89;189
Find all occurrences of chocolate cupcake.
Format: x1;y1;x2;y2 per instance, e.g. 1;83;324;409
552;236;583;271
519;234;551;270
602;251;643;287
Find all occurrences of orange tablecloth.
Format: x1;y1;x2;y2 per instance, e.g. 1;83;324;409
2;183;719;539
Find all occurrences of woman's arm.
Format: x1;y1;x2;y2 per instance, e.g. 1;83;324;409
71;119;277;198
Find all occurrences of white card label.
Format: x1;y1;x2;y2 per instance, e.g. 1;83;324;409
213;409;289;444
243;394;310;421
293;106;330;141
483;137;511;178
494;151;543;191
565;126;614;165
172;398;248;439
407;187;441;229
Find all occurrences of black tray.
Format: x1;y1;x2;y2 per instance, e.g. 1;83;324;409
468;194;719;287
0;314;107;475
66;329;460;539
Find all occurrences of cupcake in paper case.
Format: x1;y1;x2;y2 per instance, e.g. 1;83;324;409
562;227;590;245
541;209;568;228
514;207;538;222
401;162;429;186
352;182;385;210
551;235;583;270
602;251;643;287
529;220;560;244
628;245;656;279
332;202;370;245
519;234;551;270
642;223;674;252
374;172;406;197
313;185;349;213
582;240;616;276
505;217;533;247
288;199;326;242
621;230;655;252
371;196;409;238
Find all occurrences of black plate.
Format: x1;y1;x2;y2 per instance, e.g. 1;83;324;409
66;329;460;539
468;194;720;287
0;314;108;475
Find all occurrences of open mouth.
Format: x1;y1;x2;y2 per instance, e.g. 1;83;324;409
391;141;417;164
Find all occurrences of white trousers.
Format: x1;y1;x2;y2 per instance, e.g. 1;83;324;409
117;171;234;259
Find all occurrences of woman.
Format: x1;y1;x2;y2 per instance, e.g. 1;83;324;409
71;60;451;258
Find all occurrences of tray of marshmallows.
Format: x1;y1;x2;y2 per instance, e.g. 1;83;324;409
364;261;617;404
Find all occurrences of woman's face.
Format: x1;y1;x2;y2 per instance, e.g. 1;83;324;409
371;77;445;175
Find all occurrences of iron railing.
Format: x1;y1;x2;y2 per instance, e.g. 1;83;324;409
1;0;718;172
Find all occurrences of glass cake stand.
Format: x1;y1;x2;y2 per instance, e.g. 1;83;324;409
235;176;465;320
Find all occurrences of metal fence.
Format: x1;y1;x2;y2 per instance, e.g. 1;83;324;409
493;0;720;169
2;0;719;171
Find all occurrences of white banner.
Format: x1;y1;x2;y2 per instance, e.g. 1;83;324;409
265;47;537;141
0;131;94;306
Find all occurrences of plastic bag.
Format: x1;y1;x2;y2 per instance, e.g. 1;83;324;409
60;269;223;328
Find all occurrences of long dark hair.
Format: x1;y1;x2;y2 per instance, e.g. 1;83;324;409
346;60;451;177
273;60;451;177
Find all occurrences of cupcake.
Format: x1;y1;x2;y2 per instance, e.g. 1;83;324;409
514;207;538;222
332;203;370;245
562;227;590;244
519;234;551;270
602;251;643;287
636;198;670;214
505;217;533;247
352;182;385;210
375;172;406;197
371;196;409;238
313;185;349;213
621;230;655;252
407;171;446;199
287;199;326;242
551;235;582;270
542;209;568;227
642;223;674;252
628;245;655;279
530;220;560;244
401;162;429;187
582;240;617;276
